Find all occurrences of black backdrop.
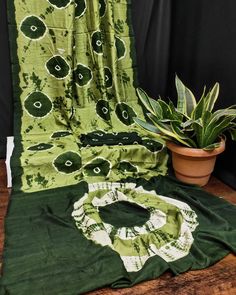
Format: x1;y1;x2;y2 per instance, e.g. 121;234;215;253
132;0;236;189
1;0;236;188
0;0;13;159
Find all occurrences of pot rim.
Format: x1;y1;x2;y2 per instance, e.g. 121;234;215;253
166;138;226;158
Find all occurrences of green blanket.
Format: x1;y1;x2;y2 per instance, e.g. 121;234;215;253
1;0;236;294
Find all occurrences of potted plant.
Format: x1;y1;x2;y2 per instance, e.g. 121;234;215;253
134;75;236;186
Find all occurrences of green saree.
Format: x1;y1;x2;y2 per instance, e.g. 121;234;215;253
1;0;236;294
8;0;168;193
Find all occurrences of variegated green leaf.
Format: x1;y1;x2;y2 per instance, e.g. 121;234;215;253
149;98;163;119
133;117;160;134
170;122;197;147
209;108;236;125
192;86;208;120
136;88;155;115
203;142;221;150
229;128;236;140
168;100;183;121
192;120;204;148
181;118;202;129
147;113;192;147
135;79;236;149
175;75;196;117
158;99;174;119
205;83;219;112
201;117;232;147
202;110;212;126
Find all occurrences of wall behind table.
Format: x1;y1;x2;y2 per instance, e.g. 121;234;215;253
132;0;236;189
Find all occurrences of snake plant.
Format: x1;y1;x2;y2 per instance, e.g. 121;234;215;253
134;75;236;150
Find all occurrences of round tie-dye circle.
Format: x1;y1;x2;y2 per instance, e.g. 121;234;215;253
91;31;103;54
53;151;82;174
96;100;111;121
20;15;47;40
72;182;198;272
45;55;70;79
24;92;52;118
74;63;93;86
115;103;137;125
83;157;111;177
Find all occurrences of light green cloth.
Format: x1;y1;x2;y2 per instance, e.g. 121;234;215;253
9;0;168;193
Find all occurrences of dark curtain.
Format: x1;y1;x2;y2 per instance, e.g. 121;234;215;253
132;0;236;189
0;0;13;159
1;0;236;188
131;0;172;98
166;0;236;189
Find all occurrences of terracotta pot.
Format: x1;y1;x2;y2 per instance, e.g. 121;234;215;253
166;139;225;187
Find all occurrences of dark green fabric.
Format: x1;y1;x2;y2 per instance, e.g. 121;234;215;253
1;177;236;294
99;201;150;228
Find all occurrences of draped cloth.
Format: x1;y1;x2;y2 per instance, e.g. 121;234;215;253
7;0;168;193
1;1;236;294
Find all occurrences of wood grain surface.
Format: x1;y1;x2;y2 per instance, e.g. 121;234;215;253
0;159;236;295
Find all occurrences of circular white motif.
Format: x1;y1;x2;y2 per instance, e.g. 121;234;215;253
102;107;108;114
55;65;61;71
30;25;37;31
45;55;71;80
33;101;42;108
96;40;102;46
122;110;129;119
20;15;48;41
72;182;198;272
65;160;73;167
94;167;101;174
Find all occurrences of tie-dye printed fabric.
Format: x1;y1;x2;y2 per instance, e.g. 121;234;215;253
9;0;168;193
1;1;236;294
